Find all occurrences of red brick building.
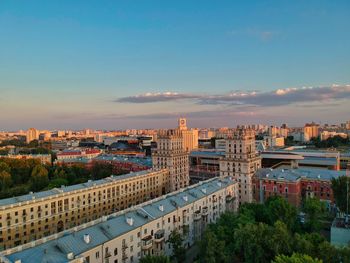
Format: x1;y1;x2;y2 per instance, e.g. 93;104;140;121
253;168;345;207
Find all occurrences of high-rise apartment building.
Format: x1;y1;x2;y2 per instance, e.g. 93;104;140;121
152;129;189;191
178;118;198;152
219;129;261;204
303;122;320;141
25;128;39;144
0;169;169;250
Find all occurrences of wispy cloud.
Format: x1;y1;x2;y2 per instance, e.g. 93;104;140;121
115;92;199;103
116;84;350;107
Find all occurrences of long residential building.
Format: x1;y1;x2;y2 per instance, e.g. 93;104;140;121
0;169;169;250
0;177;239;263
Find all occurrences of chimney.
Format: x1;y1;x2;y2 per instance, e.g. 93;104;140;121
83;234;91;244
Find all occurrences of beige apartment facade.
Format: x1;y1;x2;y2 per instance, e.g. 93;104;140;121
0;169;169;250
219;129;261;204
1;177;239;263
152;129;189;192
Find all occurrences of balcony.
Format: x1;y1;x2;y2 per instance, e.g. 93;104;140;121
226;195;234;202
154;230;165;243
104;251;112;258
141;235;153;250
194;210;201;221
202;206;209;216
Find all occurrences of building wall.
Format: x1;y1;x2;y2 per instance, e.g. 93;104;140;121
219;129;261;204
253;178;301;207
0;169;169;250
252;176;335;207
152;130;189;191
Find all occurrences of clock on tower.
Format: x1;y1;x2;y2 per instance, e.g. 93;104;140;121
178;118;187;130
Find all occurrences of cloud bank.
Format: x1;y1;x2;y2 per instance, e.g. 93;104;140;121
116;85;350;107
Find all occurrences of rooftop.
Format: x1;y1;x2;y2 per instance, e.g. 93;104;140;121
2;177;235;263
256;167;346;182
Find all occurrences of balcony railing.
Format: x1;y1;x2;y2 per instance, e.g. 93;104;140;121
202;206;209;216
141;235;153;250
194;210;201;221
154;230;165;242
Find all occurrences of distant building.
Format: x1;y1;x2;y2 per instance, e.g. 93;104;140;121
178;118;199;152
219;129;261;204
56;148;101;161
25;128;39;143
261;148;340;170
320;131;347;140
152;129;189;191
303;122;320;142
189;150;224;183
0;177;239;263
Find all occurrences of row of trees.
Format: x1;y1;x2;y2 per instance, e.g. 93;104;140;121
0;158;129;199
311;135;350;148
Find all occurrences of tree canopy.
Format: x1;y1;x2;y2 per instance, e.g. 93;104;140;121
198;196;350;263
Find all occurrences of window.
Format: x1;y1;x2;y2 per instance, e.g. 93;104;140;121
96;251;100;259
114;248;118;256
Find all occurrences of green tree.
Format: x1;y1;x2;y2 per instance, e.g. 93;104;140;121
266;196;297;230
168;230;186;263
234;222;272;263
331;176;350;214
200;229;228;263
270;221;293;257
0;170;12;190
139;255;170;263
303;198;326;232
272;253;322;263
0;161;11;173
30;165;49;191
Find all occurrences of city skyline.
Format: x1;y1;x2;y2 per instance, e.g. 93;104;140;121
1;1;350;129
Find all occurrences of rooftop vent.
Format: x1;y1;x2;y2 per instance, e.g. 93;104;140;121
83;234;91;244
159;205;164;212
126;217;134;226
201;188;207;194
14;260;22;263
67;252;74;260
217;182;222;187
183;195;188;202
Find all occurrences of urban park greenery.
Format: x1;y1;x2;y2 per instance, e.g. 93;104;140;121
198;196;350;263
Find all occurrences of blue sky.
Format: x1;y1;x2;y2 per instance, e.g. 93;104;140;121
0;0;349;130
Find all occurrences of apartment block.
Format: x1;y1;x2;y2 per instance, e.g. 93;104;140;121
0;177;238;263
0;169;169;250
